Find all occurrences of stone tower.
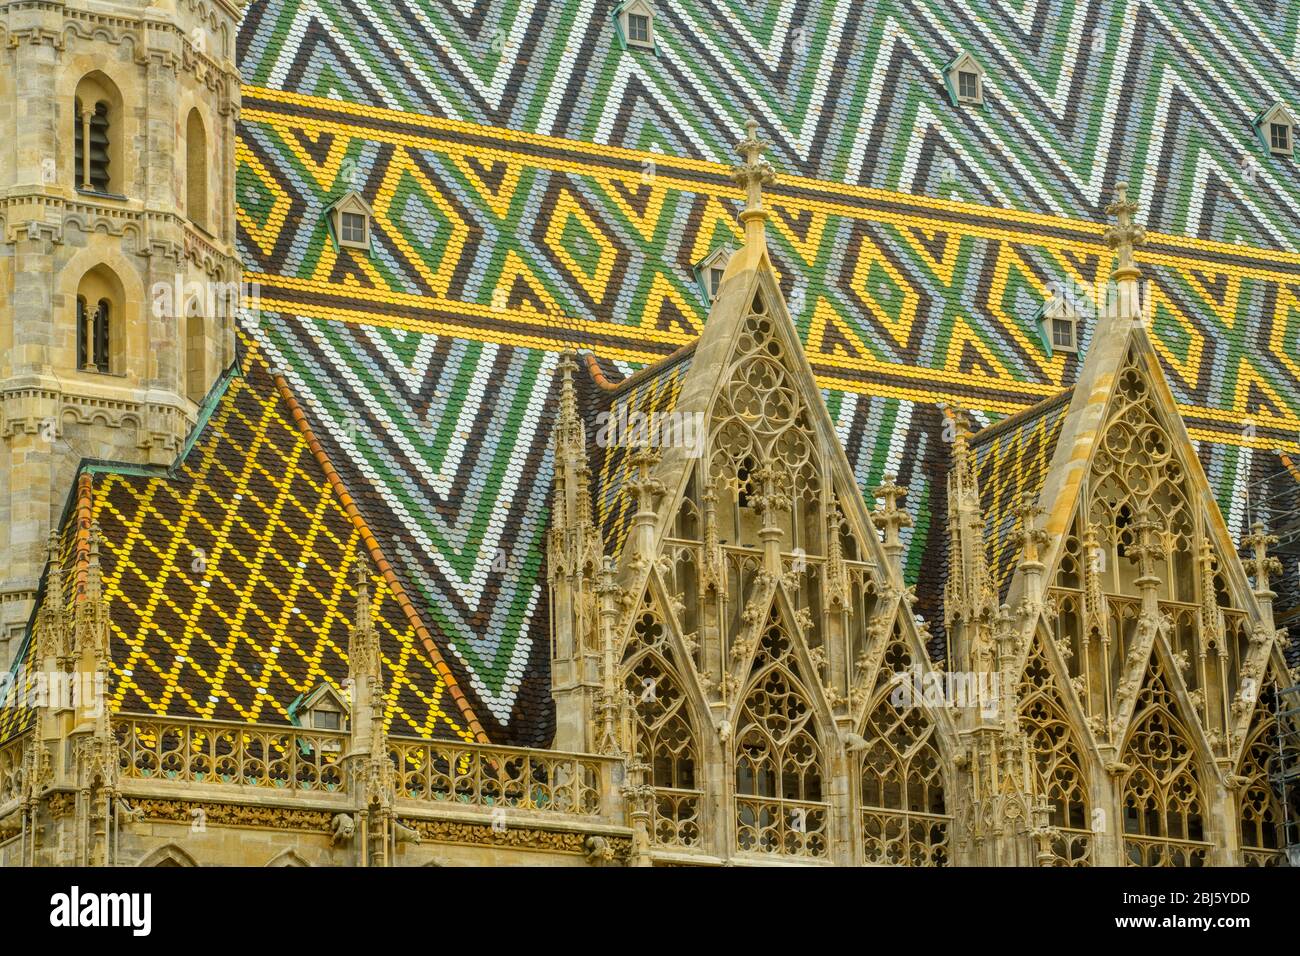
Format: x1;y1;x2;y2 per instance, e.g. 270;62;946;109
0;0;244;665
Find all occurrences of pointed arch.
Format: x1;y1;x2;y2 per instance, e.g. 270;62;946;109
265;849;308;867
621;594;702;848
857;623;951;866
707;290;823;558
1018;638;1092;865
1119;653;1213;866
733;603;829;858
1236;672;1298;866
185;108;209;230
138;843;198;867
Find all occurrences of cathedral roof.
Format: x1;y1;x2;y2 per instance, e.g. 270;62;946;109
971;390;1072;600
9;2;1292;744
581;344;696;557
2;340;483;744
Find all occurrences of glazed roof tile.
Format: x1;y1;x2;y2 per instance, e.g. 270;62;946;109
971;390;1072;600
3;341;480;743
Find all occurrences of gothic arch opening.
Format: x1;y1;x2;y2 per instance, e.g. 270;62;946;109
75;265;124;374
733;604;829;858
186;108;209;231
621;600;701;848
1237;674;1299;866
858;628;950;866
1119;653;1212;866
73;72;124;194
1018;639;1092;865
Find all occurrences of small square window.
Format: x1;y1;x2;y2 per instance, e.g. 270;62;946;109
958;71;979;102
341;211;367;245
312;710;341;731
1051;317;1075;351
1270;122;1291;154
709;267;724;301
627;13;650;45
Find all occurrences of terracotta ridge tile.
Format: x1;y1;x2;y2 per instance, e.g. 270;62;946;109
271;368;489;744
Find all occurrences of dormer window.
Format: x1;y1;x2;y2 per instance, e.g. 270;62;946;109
616;1;656;50
694;244;734;302
327;191;374;251
341;211;367;245
1035;289;1081;355
945;52;984;106
1271;122;1291;154
289;684;350;744
1254;103;1295;157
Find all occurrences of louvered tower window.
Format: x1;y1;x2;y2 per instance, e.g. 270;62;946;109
74;98;111;193
77;296;111;372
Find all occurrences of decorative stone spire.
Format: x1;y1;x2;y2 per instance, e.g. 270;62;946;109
628;441;665;561
348;557;382;712
1103;182;1145;281
73;522;111;692
1103;182;1146;325
824;501;851;611
1242;521;1282;627
944;407;995;648
732;119;776;246
871;473;912;577
548;352;601;584
36;529;68;668
1012;492;1051;609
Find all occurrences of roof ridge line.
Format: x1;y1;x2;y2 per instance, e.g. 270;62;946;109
272;367;489;744
586;339;699;395
970;388;1072;447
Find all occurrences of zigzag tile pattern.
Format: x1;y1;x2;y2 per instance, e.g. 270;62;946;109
225;0;1300;722
233;102;1300;448
253;312;557;744
972;392;1071;598
587;350;695;556
237;0;1300;249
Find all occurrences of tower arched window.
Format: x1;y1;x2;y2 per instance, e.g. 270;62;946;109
74;99;110;193
76;296;111;373
75;265;124;374
73;74;123;195
186;109;209;230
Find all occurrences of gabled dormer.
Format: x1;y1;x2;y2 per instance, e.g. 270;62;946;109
548;122;956;866
1033;285;1085;355
1254;102;1295;156
694;244;734;302
289;682;350;734
613;0;656;51
971;183;1295;865
325;190;374;251
944;52;984;106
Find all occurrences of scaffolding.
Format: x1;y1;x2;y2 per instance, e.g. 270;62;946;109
1273;683;1300;866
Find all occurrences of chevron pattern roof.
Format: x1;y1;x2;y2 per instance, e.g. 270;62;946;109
237;0;1300;249
169;0;1300;736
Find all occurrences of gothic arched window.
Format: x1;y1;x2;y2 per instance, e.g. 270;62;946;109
73;74;123;194
1018;641;1092;865
734;608;828;858
76;296;111;373
858;637;950;866
622;606;701;848
1120;656;1211;866
1238;678;1298;866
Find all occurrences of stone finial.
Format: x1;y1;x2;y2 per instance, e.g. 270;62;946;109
1242;520;1282;597
1103;181;1146;280
1012;492;1049;566
731;119;776;244
871;473;912;572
